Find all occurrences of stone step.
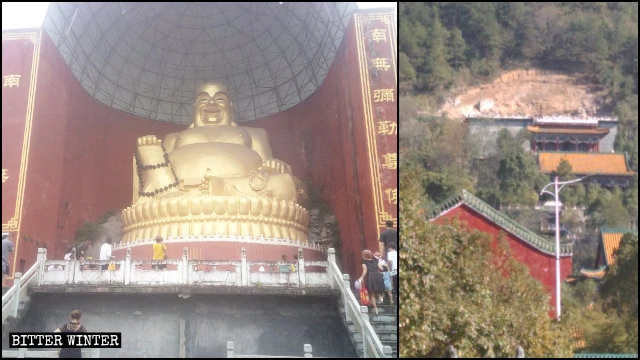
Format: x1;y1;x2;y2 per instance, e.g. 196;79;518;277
369;312;397;324
381;339;397;349
338;307;397;324
355;347;397;358
372;322;397;332
376;331;397;342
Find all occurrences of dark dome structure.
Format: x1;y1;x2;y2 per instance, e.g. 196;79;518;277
42;2;357;124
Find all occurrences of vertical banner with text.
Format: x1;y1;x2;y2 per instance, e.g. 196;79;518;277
354;12;398;238
2;31;41;277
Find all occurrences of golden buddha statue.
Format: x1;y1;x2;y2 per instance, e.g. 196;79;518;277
121;82;309;243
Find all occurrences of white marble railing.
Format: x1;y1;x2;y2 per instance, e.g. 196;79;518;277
35;247;328;288
2;248;45;324
326;249;392;358
112;235;328;253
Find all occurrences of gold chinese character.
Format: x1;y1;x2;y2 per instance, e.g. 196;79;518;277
371;57;391;71
373;89;394;103
370;15;390;25
385;188;397;204
2;169;8;183
377;120;397;135
3;74;21;88
381;153;397;170
370;28;387;43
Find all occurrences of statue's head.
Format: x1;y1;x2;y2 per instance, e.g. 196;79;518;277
193;81;235;127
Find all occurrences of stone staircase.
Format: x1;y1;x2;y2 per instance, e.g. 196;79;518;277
339;300;397;358
2;290;32;346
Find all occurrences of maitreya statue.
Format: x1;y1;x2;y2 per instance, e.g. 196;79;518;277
121;82;309;242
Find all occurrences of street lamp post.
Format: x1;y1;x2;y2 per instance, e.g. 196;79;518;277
540;175;588;321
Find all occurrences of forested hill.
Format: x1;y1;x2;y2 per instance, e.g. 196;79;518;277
399;1;638;171
400;2;637;96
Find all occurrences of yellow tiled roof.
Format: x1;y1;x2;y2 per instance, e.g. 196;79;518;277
602;231;625;266
527;125;609;135
580;266;607;280
538;152;635;175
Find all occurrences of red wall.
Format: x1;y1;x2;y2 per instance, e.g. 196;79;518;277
435;205;572;318
8;14;386;282
14;30;182;274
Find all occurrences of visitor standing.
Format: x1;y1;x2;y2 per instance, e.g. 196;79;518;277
152;235;167;270
386;243;398;304
2;233;15;287
54;309;87;358
358;249;385;315
99;238;114;270
64;246;76;261
374;251;394;305
378;220;397;260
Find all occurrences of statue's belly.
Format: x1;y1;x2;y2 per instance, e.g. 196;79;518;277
169;143;262;185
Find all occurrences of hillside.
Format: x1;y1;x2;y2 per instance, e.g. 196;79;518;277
436;69;610;118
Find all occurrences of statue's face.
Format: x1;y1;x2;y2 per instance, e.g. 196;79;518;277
194;83;233;126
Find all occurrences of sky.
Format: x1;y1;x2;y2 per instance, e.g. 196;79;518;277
1;2;396;30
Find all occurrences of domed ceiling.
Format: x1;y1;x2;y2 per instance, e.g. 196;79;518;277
42;2;357;124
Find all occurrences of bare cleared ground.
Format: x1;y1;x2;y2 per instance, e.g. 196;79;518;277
436;69;609;118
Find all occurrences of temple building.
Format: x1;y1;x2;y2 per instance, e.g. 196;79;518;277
537;152;636;189
527;117;616;152
430;190;573;319
580;227;636;280
466;116;618;157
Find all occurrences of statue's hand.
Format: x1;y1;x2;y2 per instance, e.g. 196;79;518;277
136;135;166;165
137;135;162;146
259;159;292;174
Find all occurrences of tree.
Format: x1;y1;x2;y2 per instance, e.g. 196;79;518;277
601;194;631;228
399;52;416;95
556;158;573;181
498;151;541;206
447;28;467;70
419;8;454;91
400;189;574;357
496;129;521;158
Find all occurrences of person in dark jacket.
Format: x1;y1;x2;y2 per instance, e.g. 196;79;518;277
54;309;87;358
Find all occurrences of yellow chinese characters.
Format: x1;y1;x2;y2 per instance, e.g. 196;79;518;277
370;28;387;43
371;58;391;71
385;188;397;205
373;89;394;103
381;153;397;170
3;74;21;88
377;120;397;135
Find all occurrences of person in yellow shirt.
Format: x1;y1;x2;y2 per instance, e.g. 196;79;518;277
152;235;167;270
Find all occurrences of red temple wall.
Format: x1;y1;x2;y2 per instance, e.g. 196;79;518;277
435;205;572;318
